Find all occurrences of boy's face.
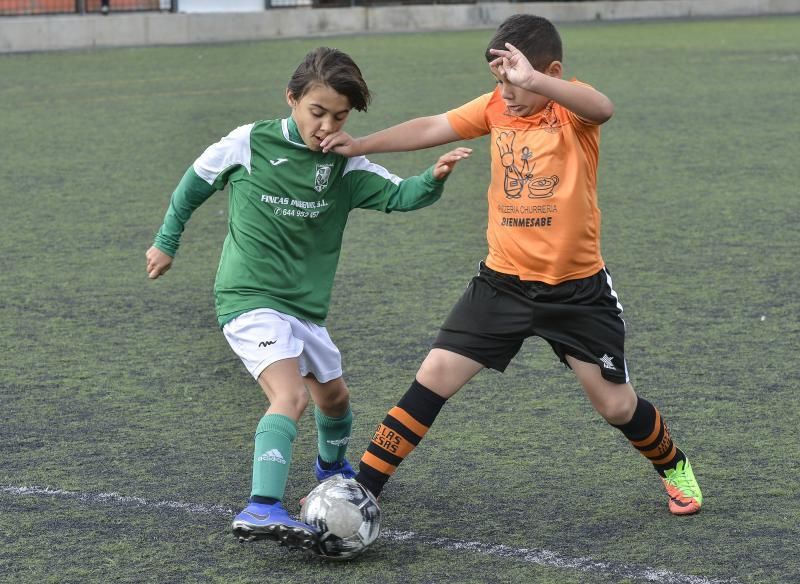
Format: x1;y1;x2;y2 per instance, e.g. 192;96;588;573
491;60;561;118
287;83;352;151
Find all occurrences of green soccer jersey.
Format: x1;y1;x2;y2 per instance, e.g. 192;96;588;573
153;117;446;326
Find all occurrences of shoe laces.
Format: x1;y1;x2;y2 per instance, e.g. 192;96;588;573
665;462;699;498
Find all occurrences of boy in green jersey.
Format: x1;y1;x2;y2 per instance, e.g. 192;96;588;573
146;47;470;550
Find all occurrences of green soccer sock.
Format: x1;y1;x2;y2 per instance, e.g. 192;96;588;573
314;406;352;465
250;413;297;501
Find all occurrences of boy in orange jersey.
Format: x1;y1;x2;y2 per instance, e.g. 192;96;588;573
320;14;702;516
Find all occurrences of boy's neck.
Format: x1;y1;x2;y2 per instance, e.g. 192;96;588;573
286;115;303;144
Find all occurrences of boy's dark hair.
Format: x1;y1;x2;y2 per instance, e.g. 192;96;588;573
287;47;371;112
485;14;563;73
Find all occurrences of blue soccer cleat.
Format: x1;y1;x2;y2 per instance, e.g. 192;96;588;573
299;458;359;506
314;456;357;482
232;500;318;550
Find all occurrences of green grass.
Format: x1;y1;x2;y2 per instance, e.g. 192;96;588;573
1;15;799;584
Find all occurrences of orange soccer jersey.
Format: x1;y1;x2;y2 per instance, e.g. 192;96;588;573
447;82;605;284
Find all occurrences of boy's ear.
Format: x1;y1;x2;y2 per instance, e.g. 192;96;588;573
545;61;563;78
286;88;296;108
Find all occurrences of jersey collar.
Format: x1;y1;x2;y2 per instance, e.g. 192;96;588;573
282;116;308;148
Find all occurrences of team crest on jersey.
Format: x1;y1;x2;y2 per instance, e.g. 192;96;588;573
314;163;333;192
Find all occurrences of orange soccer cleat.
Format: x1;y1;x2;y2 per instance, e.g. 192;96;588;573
662;459;703;515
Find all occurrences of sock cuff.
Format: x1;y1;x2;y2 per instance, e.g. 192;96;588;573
612;396;657;440
396;379;447;427
256;413;297;442
314;406;353;428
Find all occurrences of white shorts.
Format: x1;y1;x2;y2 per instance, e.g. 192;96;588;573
222;308;343;383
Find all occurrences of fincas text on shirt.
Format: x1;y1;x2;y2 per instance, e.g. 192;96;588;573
261;194;290;205
291;199;329;209
259;194;329;210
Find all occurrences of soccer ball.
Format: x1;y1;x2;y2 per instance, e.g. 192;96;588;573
300;476;381;560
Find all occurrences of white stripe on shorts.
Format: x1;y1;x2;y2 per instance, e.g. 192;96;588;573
602;268;630;383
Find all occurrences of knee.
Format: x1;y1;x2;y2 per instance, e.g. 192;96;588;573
274;386;311;418
318;384;350;415
310;376;351;416
416;348;479;399
416;351;450;386
596;387;638;425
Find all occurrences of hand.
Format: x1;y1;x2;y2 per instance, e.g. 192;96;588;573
433;147;472;180
489;43;539;91
320;131;361;156
145;246;173;280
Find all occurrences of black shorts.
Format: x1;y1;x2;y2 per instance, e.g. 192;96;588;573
432;262;630;383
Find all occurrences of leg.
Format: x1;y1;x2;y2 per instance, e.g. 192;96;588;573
306;374;350;418
356;266;527;497
567;356;702;515
356;349;484;497
566;355;637;424
232;357;318;547
249;358;310;500
258;357;310;421
307;375;356;479
418;348;485;399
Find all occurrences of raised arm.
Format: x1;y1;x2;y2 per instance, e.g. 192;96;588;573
321;113;461;157
490;43;614;125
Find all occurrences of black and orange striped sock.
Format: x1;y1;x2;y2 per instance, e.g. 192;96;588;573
356;380;447;497
612;396;686;477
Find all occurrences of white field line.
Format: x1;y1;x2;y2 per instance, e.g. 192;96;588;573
2;485;738;584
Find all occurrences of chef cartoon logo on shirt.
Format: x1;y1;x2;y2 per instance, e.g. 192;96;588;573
496;131;559;200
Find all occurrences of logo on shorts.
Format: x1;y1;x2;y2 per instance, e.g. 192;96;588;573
258;340;277;348
600;354;616;370
257;449;287;464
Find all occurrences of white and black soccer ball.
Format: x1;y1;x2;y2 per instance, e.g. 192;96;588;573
300;476;381;560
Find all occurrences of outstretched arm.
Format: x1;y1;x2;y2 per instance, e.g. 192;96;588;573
489;43;614;125
384;146;473;212
348;147;472;213
321;113;461;156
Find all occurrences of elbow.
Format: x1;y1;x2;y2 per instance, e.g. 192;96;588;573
596;99;615;125
602;101;615;123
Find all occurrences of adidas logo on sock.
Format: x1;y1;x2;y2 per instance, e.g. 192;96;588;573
326;436;350;447
257;449;287;464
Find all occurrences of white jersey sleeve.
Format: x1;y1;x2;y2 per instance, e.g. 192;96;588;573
192;123;254;188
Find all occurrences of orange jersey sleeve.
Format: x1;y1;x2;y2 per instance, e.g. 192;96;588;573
446;92;493;139
450;82;606;284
